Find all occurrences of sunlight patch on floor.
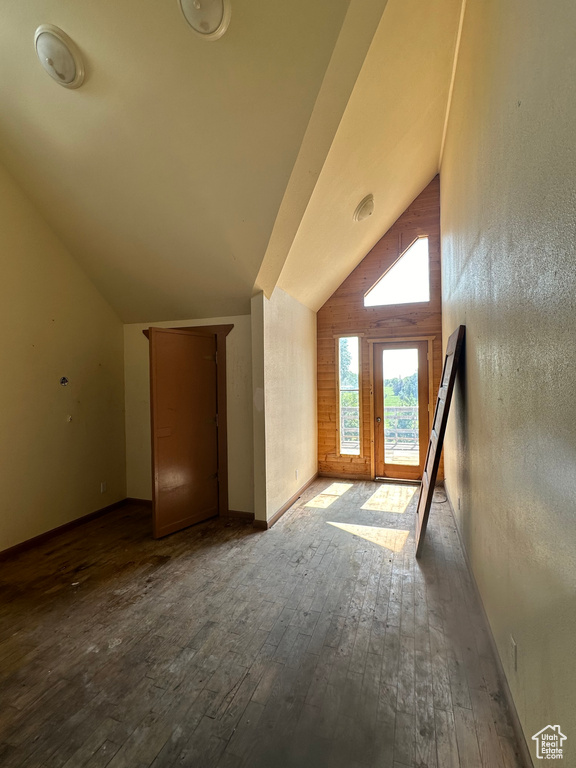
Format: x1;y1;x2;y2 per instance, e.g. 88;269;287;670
327;522;410;552
305;482;353;509
361;484;416;513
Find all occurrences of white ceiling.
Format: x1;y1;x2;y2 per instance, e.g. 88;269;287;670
0;0;463;322
278;0;464;310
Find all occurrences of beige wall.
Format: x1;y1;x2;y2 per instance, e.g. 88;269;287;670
251;294;267;522
124;316;253;513
0;164;125;552
441;0;576;759
252;288;317;522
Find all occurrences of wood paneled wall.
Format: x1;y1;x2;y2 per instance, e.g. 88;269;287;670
317;176;443;479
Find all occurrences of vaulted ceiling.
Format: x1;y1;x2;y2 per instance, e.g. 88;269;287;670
0;0;463;322
277;0;464;310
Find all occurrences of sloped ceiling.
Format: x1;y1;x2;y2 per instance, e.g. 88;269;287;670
0;0;463;322
277;0;464;310
0;0;352;322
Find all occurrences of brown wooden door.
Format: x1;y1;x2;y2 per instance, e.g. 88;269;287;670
373;341;429;481
149;327;219;538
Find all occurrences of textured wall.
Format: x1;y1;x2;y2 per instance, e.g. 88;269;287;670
251;294;267;522
441;0;576;758
124;316;254;515
317;178;442;479
254;288;317;522
0;164;125;552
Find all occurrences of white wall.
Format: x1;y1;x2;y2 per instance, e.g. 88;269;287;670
441;0;576;759
252;289;317;523
124;315;253;513
0;164;125;552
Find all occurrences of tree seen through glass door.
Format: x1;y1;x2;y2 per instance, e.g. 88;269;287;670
382;348;419;466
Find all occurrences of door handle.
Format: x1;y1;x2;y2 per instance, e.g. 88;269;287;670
376;416;381;423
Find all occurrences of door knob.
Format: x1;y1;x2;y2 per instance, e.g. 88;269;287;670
376;416;381;423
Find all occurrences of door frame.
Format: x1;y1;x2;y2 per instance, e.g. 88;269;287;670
144;324;233;520
368;335;436;480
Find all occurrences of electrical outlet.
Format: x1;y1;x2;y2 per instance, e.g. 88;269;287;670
100;481;107;494
295;469;299;481
510;635;518;672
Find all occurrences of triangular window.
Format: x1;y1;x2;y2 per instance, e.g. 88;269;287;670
364;236;430;307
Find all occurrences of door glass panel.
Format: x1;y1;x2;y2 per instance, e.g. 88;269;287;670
382;348;419;466
339;337;360;455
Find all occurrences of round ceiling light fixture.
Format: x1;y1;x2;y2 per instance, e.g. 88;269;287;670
354;194;375;222
34;25;84;88
179;0;231;40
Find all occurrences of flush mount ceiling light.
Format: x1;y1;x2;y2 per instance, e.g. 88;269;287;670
354;194;375;222
34;25;84;88
179;0;231;40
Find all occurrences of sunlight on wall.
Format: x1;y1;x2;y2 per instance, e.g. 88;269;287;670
361;484;416;513
305;482;353;508
327;522;409;552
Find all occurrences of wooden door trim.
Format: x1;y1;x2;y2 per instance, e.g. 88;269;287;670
142;324;233;340
145;323;233;520
369;337;434;480
373;341;428;480
366;335;436;344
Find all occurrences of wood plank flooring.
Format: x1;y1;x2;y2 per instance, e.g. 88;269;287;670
0;480;524;768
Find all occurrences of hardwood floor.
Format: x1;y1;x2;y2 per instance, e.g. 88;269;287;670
0;480;524;768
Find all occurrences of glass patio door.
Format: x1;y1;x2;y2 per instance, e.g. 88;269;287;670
373;341;429;480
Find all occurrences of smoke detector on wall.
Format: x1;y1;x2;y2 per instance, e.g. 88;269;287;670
179;0;231;40
34;25;84;88
354;194;375;222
